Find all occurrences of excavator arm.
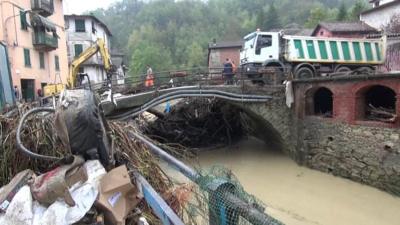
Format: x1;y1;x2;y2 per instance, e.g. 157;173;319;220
68;38;113;88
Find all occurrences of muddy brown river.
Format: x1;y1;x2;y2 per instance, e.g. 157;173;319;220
187;137;400;225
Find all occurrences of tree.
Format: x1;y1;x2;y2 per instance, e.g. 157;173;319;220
385;13;400;33
336;2;348;21
305;7;327;28
350;0;368;21
129;43;173;83
265;3;281;30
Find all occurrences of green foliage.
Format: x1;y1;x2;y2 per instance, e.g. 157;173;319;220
90;0;362;75
257;3;281;30
336;2;348;21
350;0;368;21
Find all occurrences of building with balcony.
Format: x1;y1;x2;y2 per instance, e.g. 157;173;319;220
64;14;112;84
0;0;68;102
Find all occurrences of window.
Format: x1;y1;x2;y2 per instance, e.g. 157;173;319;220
74;44;83;57
20;10;28;30
39;52;45;69
356;85;396;123
55;55;60;71
256;35;272;55
75;19;86;32
91;21;96;34
305;87;333;118
78;67;84;73
24;49;31;67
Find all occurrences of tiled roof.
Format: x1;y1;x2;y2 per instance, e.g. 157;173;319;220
312;22;378;35
208;41;243;49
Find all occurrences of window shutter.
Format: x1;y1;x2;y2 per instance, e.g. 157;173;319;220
39;52;45;69
74;44;83;57
20;11;28;30
75;19;86;32
55;55;60;71
24;49;31;67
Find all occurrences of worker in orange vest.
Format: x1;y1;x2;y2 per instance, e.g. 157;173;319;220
145;65;154;87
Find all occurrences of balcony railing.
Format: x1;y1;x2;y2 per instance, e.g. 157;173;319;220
31;0;54;17
32;31;58;51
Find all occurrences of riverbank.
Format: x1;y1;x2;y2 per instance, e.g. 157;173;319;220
190;137;400;225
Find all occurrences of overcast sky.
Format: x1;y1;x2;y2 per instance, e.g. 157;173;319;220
63;0;121;14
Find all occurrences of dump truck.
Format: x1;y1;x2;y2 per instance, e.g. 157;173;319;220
240;30;386;80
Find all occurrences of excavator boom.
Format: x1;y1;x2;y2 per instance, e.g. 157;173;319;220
44;38;112;96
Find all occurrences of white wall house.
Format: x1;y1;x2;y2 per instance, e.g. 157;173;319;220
361;0;400;30
65;15;112;84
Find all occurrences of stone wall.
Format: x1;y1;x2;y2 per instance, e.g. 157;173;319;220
298;117;400;195
235;87;298;159
237;76;400;195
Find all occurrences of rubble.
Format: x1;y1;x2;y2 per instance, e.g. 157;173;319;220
0;100;204;225
142;98;245;150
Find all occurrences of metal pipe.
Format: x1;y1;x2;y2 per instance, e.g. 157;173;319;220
129;132;200;181
16;107;60;161
135;171;186;225
130;132;283;225
108;93;270;120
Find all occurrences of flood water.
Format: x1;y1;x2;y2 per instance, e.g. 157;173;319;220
188;137;400;225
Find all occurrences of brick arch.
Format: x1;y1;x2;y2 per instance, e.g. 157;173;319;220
304;86;334;117
353;83;399;125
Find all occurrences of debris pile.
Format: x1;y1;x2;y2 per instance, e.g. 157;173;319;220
0;104;68;186
0;101;202;225
367;104;397;123
143;98;245;149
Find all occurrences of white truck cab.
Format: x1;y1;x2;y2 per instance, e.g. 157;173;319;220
240;31;281;72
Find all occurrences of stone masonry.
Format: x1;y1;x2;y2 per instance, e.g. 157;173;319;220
233;74;400;195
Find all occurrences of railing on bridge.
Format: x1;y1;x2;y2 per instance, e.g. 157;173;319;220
79;65;380;95
78;66;287;95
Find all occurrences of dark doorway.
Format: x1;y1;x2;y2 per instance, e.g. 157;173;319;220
365;85;396;109
313;87;333;117
21;79;35;102
364;85;396;122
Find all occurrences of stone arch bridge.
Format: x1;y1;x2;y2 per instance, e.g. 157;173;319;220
101;73;400;195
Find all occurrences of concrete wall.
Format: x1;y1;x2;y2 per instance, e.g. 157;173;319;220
0;0;68;101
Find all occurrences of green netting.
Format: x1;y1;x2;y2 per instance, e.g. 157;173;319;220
176;166;283;225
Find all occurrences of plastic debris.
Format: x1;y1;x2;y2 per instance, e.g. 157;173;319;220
0;160;106;225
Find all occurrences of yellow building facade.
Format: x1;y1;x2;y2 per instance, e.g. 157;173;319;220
0;0;68;101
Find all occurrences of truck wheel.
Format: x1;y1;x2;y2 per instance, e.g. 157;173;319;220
295;67;314;79
335;66;351;74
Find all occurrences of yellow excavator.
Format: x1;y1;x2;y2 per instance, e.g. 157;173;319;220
43;38;113;96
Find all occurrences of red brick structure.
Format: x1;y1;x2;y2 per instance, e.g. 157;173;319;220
311;22;379;38
294;74;400;128
208;41;243;69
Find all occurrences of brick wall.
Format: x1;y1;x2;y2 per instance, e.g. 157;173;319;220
292;75;400;194
208;48;241;68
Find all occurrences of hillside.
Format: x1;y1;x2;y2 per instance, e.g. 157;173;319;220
90;0;369;76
